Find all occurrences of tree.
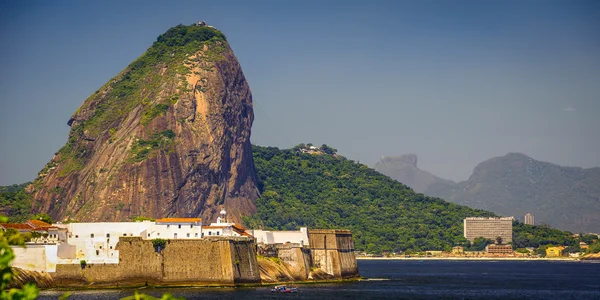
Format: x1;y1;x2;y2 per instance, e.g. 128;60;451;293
33;213;54;224
469;237;493;251
133;216;156;222
320;144;337;155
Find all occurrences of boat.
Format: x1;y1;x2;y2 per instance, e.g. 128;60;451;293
270;285;299;293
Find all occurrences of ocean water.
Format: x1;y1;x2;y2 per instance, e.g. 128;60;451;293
39;260;600;299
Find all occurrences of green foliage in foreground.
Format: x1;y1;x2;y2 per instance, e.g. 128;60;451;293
249;145;580;254
249;145;495;253
1;216;39;299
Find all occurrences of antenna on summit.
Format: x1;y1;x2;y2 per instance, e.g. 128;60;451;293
197;20;206;27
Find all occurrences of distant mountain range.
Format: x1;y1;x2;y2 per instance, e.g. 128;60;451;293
375;153;600;233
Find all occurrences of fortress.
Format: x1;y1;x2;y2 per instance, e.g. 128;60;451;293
6;212;359;287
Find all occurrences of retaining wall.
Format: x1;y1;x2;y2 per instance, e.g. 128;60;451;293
52;237;259;287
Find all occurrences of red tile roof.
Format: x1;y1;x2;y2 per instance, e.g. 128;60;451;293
156;218;201;223
27;220;52;229
0;223;34;230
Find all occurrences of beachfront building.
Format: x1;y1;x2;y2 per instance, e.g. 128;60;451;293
463;217;514;243
451;246;464;254
546;246;565;257
486;244;514;254
524;213;535;225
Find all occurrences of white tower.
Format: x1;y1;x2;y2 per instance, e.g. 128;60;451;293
217;210;227;224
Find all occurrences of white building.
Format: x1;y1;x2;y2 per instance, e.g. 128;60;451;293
146;218;203;239
202;210;252;238
524;213;535;225
250;227;309;246
56;218;203;263
463;217;514;243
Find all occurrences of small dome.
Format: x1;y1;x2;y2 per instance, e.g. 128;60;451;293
220;210;227;215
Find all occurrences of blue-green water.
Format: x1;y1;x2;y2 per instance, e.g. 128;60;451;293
39;260;600;299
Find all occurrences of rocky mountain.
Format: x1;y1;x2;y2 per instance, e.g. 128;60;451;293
373;154;457;194
29;24;259;222
376;153;600;233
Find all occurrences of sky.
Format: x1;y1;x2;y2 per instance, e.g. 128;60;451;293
1;0;599;185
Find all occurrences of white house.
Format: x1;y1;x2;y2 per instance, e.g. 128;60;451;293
145;218;203;239
250;227;309;246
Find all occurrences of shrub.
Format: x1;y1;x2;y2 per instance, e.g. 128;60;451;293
152;238;167;253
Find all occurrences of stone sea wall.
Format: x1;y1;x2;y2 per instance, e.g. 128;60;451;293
308;229;359;279
52;237;260;287
257;229;359;282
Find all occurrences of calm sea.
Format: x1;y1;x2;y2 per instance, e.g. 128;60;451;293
39;260;600;299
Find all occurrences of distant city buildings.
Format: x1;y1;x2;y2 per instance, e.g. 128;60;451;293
525;213;535;225
463;217;514;243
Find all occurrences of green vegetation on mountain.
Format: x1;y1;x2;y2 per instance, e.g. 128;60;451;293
248;146;582;254
129;130;176;162
512;222;576;249
48;24;227;179
248;145;495;253
79;24;225;138
0;183;32;223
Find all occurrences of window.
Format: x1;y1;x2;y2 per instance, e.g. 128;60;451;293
174;233;178;239
91;234;94;238
157;233;160;236
96;250;99;255
106;233;110;238
216;232;220;236
178;225;181;229
75;235;78;238
195;233;198;237
190;224;193;228
208;232;212;236
186;233;190;238
167;225;170;229
99;246;103;249
110;246;113;249
148;233;151;237
123;233;127;236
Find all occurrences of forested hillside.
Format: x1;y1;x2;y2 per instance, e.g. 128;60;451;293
248;146;579;254
0;182;32;222
247;145;495;253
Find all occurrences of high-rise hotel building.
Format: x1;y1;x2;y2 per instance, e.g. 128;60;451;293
524;213;535;225
463;217;514;243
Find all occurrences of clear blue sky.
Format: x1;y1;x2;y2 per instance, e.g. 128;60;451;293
1;0;599;185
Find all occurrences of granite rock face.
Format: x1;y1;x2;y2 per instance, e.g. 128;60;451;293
30;25;259;223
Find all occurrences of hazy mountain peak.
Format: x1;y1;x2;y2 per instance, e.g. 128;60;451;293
380;154;418;168
374;154;456;194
